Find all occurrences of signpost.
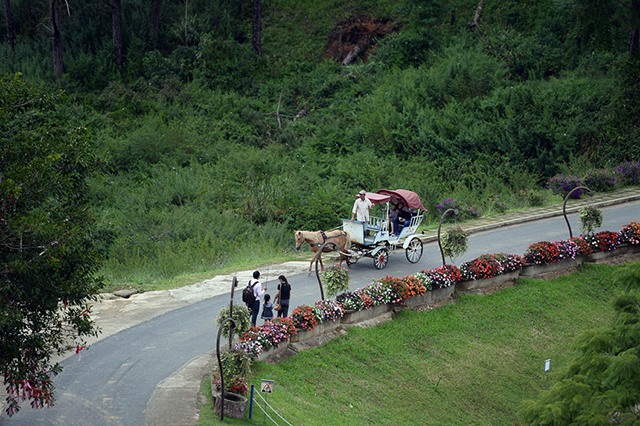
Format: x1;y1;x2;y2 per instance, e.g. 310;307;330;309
261;379;274;423
544;359;551;390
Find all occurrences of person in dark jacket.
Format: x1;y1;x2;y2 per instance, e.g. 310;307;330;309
275;275;292;318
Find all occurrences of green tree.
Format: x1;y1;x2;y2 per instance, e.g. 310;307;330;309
518;261;640;425
0;74;104;416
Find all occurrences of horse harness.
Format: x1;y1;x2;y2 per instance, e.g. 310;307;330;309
309;230;347;248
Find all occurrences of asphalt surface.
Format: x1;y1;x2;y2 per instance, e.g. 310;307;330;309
1;187;640;425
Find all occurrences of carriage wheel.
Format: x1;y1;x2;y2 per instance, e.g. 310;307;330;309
373;249;389;270
405;238;423;263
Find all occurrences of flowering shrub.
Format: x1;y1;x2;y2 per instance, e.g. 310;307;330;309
460;255;500;280
554;239;580;260
460;253;524;280
336;291;364;311
412;271;434;292
313;300;344;322
259;321;291;347
524;241;560;265
422;265;461;289
569;236;593;255
619;220;640;244
546;174;583;198
359;280;403;305
588;231;620;251
380;275;427;300
495;253;524;272
235;326;271;355
320;265;350;298
485;194;509;213
579;205;603;235
616;161;640;185
290;305;319;331
436;198;481;223
583;168;617;192
355;288;376;309
270;317;297;336
211;372;249;396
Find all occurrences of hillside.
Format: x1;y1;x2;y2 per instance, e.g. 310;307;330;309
1;0;639;289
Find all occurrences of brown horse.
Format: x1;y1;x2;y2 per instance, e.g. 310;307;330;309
294;230;351;275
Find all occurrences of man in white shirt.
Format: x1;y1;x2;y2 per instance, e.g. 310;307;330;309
248;270;266;326
351;190;373;223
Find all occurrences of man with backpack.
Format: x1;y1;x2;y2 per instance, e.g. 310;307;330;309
243;270;266;327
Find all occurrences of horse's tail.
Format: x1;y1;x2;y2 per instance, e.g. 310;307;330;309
343;231;351;252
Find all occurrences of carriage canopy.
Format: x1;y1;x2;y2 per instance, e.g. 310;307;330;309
376;189;428;212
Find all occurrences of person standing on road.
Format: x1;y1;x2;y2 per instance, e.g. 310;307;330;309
248;270;266;327
275;275;292;318
351;190;373;223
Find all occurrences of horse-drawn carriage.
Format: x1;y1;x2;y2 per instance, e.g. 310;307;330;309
294;189;427;273
341;189;427;269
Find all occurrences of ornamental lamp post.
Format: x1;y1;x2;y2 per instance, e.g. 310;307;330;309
562;186;595;238
437;208;459;266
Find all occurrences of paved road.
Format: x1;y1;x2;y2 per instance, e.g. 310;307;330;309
2;201;639;425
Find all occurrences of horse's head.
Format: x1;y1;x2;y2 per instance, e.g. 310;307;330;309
294;231;304;251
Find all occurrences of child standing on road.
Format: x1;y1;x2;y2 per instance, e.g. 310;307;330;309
261;293;274;323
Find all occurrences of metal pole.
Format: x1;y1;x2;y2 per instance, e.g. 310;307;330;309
228;276;237;349
249;385;254;419
562;186;595;238
216;317;236;421
314;240;339;301
437;208;459;267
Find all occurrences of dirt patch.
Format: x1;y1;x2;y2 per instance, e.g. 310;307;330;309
323;14;399;64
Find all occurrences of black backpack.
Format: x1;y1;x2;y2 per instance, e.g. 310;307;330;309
242;280;257;305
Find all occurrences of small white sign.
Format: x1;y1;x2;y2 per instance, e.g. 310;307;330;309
544;359;551;372
261;379;274;394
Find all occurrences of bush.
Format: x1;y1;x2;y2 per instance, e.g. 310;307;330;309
569;237;593;255
436;199;481;223
524;241;560;265
619;220;640;244
587;231;620;251
583;168;617;192
336;291;365;311
290;305;319;331
546;174;583;198
519;189;546;207
616;161;640;185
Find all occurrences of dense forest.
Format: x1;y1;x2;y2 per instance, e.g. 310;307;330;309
2;0;639;289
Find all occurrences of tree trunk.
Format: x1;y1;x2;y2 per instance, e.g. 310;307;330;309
50;0;63;78
112;0;123;67
152;0;161;50
451;0;456;26
252;0;262;56
3;0;15;51
630;0;640;57
470;0;484;32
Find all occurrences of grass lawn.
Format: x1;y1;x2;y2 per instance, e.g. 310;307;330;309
199;263;626;425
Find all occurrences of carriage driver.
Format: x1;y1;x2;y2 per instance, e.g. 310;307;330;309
351;190;373;223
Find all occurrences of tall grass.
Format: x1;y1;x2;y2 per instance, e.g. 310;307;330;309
212;263;624;425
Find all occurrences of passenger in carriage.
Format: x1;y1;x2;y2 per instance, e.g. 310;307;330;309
388;196;400;235
393;202;412;236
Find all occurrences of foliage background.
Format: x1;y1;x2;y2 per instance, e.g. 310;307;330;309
1;0;639;289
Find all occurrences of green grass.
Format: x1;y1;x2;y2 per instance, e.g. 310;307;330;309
198;263;627;425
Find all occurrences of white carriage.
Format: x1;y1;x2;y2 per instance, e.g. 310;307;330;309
342;189;427;269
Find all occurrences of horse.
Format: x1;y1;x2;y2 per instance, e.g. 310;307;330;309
294;230;351;275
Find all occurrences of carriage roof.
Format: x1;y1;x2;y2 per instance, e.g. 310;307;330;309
360;189;427;212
